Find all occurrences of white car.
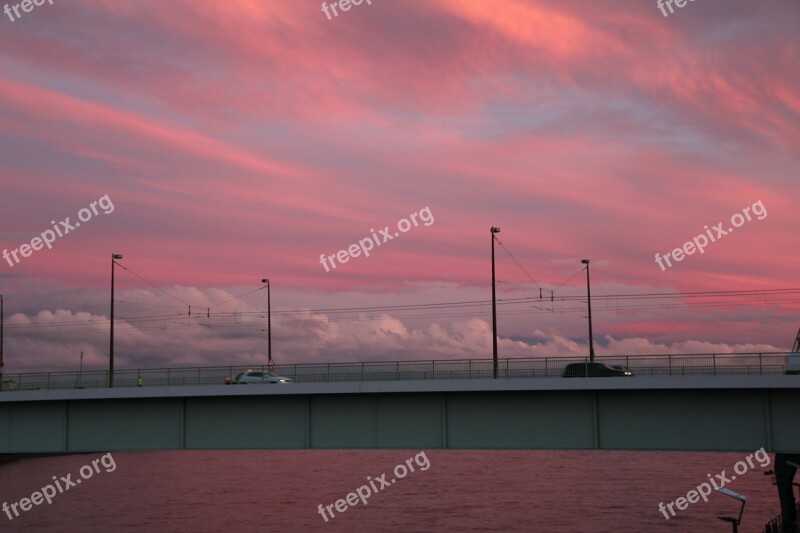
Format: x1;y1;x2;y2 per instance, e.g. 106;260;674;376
786;353;800;375
233;371;292;384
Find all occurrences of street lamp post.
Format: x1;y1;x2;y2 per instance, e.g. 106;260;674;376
110;254;123;387
715;487;747;533
581;259;595;362
491;227;501;378
261;279;272;370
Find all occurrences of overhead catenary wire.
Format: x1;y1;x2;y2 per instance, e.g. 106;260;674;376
5;288;800;338
8;288;800;324
207;285;269;309
115;265;272;317
7;287;800;331
493;236;542;289
115;263;194;309
7;251;796;346
9;295;800;338
551;266;586;292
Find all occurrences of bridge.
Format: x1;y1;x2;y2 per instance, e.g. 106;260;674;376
2;353;799;529
1;352;798;453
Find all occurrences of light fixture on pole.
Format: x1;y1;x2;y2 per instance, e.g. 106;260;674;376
261;278;272;371
715;486;746;533
491;227;501;379
110;254;123;388
581;259;595;362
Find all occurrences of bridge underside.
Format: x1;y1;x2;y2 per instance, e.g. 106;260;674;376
1;381;798;454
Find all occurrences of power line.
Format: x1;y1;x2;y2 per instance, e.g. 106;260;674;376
115;263;193;309
4;288;800;338
494;236;542;289
8;294;798;338
207;286;268;309
8;288;800;331
551;267;586;291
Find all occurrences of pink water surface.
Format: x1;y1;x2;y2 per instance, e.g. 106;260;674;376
0;450;784;532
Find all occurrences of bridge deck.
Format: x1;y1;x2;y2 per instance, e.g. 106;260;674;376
1;374;798;454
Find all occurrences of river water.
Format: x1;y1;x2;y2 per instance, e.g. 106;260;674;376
0;450;783;532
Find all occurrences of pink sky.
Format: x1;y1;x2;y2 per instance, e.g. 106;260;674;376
1;0;798;372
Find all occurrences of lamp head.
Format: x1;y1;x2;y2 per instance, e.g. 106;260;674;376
581;259;590;264
490;227;501;233
262;278;269;284
112;254;123;260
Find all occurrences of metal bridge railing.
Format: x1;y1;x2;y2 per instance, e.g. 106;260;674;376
0;352;796;392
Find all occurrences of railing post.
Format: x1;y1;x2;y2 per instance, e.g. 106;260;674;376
22;352;790;391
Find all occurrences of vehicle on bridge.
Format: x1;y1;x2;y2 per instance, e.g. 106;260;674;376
785;354;800;375
562;362;633;377
231;371;292;384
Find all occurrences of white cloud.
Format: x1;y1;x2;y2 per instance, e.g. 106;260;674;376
0;285;790;373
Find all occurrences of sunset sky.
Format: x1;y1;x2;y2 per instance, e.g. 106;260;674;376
1;0;798;373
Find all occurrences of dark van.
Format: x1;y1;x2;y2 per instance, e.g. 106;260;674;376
562;362;633;377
